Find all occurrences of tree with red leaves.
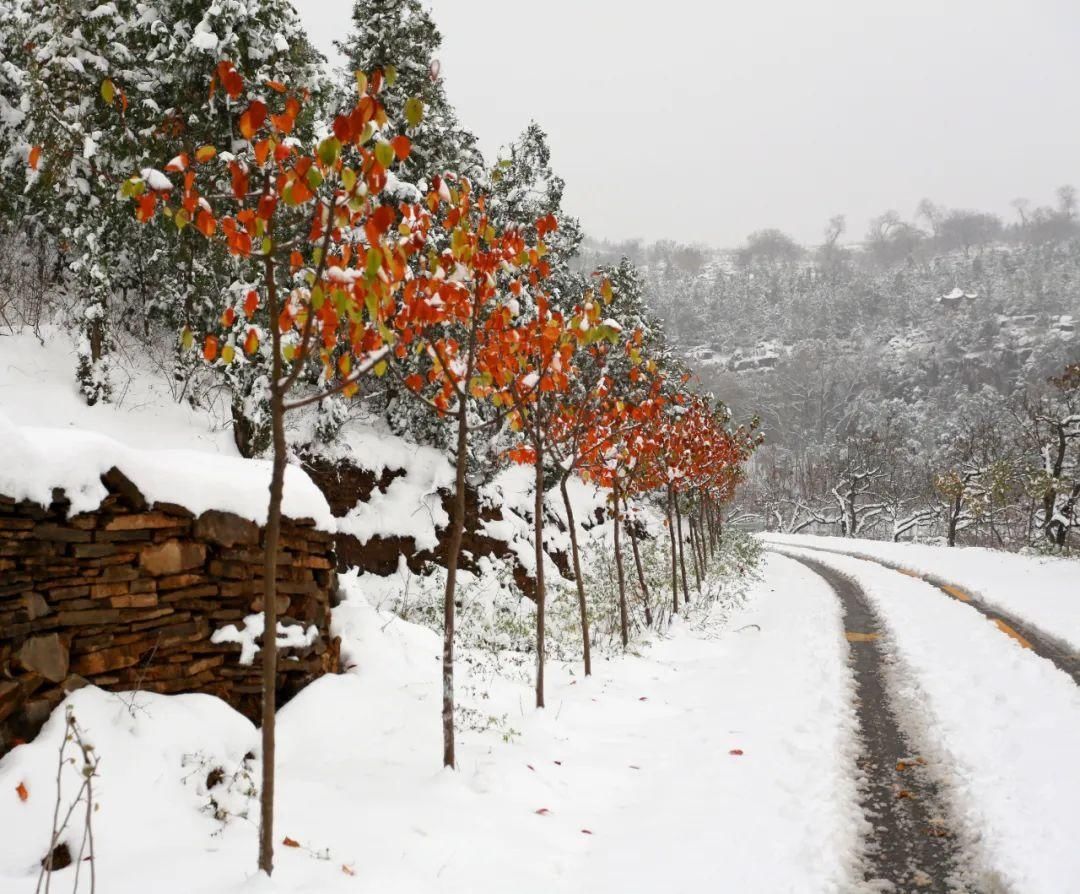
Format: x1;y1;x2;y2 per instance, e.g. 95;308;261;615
129;63;433;876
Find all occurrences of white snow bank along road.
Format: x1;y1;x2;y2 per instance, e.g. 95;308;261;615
762;532;1080;652
775;546;1080;894
0;556;859;894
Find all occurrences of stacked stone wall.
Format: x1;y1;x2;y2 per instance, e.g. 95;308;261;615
0;468;339;754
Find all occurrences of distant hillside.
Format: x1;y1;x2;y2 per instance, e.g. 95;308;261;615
580;218;1080;549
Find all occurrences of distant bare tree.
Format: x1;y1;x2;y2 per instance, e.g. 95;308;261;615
736;228;803;268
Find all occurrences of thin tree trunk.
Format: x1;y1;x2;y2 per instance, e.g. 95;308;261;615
626;504;652;627
947;491;961;547
698;498;710;564
258;255;285;877
560;473;591;676
440;403;469;768
674;493;690;605
534;447;546;709
706;495;718;556
688;515;703;591
612;481;629;648
666;486;678;616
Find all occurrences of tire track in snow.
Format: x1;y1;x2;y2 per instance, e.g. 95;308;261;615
773;541;1080;687
779;551;973;893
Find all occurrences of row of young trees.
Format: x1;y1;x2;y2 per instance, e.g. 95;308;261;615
7;7;757;878
109;61;755;874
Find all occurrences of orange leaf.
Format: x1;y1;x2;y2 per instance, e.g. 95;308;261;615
244;328;260;356
404;373;423;391
195;145;217;164
282;836;300;848
28;146;41;171
195;210;216;238
165;152;189;173
390;135;411;161
253;139;271;167
15;782;28;802
244;290;258;319
238;100;266;140
221;307;236;328
271;112;295;135
135;193;157;223
203;335;219;362
265;80;287;94
217;61;244;100
341;864;356;876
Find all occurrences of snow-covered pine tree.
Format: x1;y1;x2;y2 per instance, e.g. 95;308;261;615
488;122;583;312
334;0;482;184
20;0;153;403
0;0;29;217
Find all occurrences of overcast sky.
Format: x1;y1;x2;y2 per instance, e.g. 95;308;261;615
294;0;1080;248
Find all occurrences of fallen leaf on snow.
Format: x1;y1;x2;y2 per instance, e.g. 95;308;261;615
341;864;356;876
581;829;593;835
729;749;744;756
534;808;551;816
282;836;301;847
15;782;28;802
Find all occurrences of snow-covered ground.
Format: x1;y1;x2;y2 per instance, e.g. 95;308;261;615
0;556;861;894
762;532;1080;651
771;544;1080;894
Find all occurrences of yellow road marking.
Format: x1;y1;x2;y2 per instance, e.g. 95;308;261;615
939;584;973;603
846;631;879;642
992;619;1032;650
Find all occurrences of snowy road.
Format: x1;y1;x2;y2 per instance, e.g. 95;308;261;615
769;542;1080;894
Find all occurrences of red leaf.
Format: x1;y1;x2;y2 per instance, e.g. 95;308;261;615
282;836;300;848
391;135;412;161
534;808;550;816
203;335;219;362
217;61;243;100
15;782;28;802
244;290;258;319
28;146;41;171
729;749;744;756
195;210;216;238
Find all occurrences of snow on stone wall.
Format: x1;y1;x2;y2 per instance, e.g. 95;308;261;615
0;467;339;756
